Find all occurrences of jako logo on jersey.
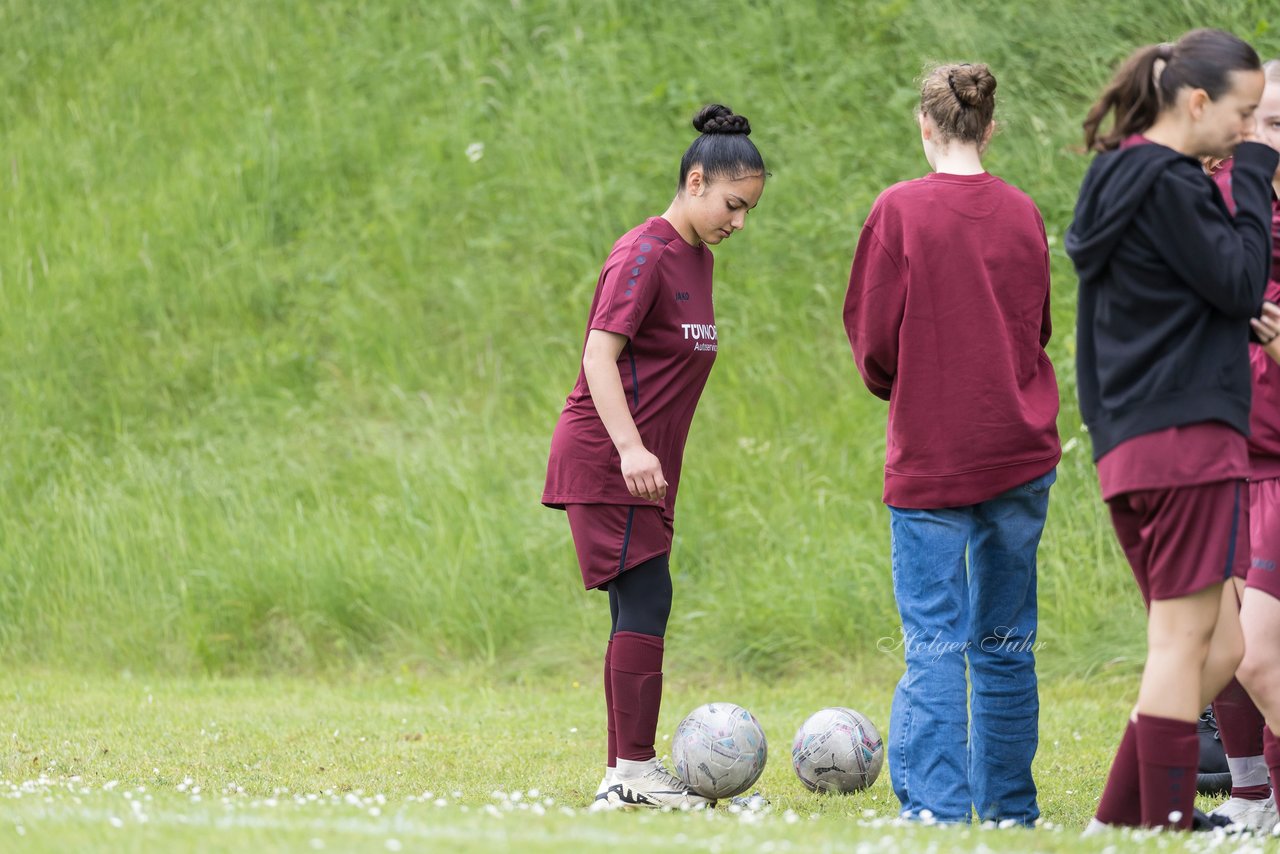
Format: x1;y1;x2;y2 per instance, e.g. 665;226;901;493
675;291;690;302
681;324;716;341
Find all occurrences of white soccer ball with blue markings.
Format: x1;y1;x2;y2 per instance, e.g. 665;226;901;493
671;702;767;799
792;707;884;793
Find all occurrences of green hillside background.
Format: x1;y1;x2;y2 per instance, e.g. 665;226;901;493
1;0;1273;676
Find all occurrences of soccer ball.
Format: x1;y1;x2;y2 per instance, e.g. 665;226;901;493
671;702;768;799
792;707;884;793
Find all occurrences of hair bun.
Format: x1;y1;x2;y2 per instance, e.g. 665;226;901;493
949;64;997;108
693;103;752;136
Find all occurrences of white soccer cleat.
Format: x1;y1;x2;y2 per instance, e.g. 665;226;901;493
586;771;618;812
604;760;715;810
1210;795;1277;833
1081;817;1111;837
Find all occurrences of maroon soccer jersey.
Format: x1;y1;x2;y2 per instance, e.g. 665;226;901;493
844;172;1061;509
1095;422;1249;501
1212;158;1280;478
543;216;716;515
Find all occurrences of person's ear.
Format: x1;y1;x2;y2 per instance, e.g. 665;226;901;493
919;113;933;141
975;120;996;154
686;168;705;197
1187;88;1210;121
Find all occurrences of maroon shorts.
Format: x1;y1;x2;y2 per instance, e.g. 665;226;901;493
564;504;672;590
1107;479;1250;604
1248;477;1280;600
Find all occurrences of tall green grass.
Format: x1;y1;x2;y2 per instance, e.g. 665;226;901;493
0;0;1273;674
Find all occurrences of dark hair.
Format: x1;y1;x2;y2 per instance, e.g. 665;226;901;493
677;104;766;190
1083;29;1261;152
920;63;997;146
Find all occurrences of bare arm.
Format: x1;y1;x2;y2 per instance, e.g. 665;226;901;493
582;329;666;502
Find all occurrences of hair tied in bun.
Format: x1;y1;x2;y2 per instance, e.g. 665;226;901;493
693;104;752;136
677;104;766;189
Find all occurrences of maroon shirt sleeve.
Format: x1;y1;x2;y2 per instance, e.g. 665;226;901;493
1036;213;1054;349
587;236;663;340
844;209;906;402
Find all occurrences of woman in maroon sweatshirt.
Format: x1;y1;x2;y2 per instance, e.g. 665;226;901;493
1065;30;1277;833
844;63;1060;826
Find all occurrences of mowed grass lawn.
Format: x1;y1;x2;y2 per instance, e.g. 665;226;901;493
0;666;1262;853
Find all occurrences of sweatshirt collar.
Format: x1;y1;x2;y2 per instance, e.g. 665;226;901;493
923;171;994;184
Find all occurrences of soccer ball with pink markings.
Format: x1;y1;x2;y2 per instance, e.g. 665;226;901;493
792;707;884;793
671;702;767;799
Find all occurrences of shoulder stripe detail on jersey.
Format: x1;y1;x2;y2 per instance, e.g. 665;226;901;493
605;233;669;308
618;507;636;574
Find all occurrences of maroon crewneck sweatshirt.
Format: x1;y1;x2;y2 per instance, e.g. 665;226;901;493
844;171;1061;508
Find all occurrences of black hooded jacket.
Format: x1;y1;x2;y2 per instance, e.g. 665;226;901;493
1066;140;1279;461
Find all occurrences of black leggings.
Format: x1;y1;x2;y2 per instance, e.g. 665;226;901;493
607;554;672;638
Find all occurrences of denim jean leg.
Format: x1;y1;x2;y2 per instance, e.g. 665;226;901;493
966;468;1054;826
888;505;974;822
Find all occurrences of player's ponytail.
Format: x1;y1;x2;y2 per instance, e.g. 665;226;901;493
678;104;767;190
1084;29;1261;152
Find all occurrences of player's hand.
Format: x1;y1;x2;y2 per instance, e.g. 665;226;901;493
620;447;667;502
1252;301;1280;363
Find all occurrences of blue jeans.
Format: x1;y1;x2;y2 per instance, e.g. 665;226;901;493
886;467;1055;825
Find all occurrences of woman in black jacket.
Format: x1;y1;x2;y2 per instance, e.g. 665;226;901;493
1066;28;1278;832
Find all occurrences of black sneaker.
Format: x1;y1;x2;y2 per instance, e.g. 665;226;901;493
1192;807;1235;832
1197;705;1232;797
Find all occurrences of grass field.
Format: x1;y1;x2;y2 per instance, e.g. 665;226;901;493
4;0;1280;849
0;667;1257;852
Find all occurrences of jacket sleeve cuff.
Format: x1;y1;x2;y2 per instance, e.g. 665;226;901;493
1233;141;1280;180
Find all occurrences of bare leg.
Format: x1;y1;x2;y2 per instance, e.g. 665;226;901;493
1200;581;1245;708
1237;588;1280;729
1142;583;1229;721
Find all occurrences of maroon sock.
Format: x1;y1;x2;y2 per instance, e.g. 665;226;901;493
610;631;664;762
1234;783;1272;800
1136;714;1198;830
1264;726;1280;798
604;638;617;767
1214;677;1267;758
1096;720;1142;826
1214;679;1270;799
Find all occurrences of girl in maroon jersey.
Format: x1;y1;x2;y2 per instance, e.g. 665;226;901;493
1211;58;1280;832
845;63;1060;826
1065;30;1276;832
542;104;766;810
